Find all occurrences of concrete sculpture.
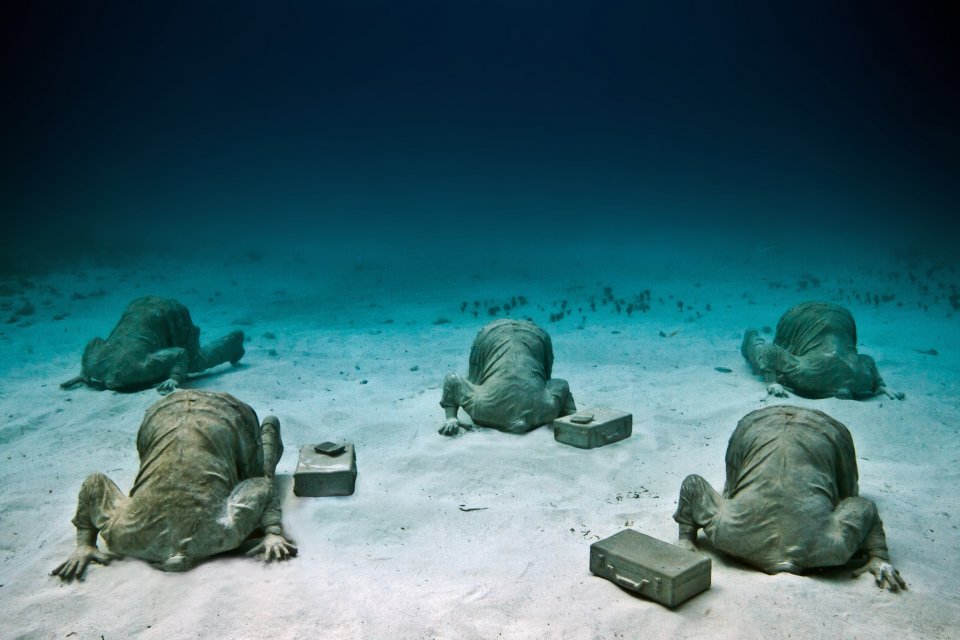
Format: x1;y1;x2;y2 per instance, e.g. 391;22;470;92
61;296;244;394
741;301;903;399
673;405;905;591
51;390;296;580
439;319;576;435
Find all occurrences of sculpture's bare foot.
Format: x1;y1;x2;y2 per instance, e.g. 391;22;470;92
246;533;298;562
438;418;462;437
60;375;86;390
227;330;245;365
852;557;906;592
156;378;179;395
50;544;120;582
767;383;788;398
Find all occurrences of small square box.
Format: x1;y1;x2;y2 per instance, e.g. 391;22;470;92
590;529;711;608
293;443;357;497
553;408;632;449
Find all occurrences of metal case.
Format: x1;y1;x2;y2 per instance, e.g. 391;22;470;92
293;443;357;497
553;408;632;449
590;529;711;608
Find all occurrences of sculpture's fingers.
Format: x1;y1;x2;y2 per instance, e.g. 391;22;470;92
893;570;906;590
882;567;904;592
245;542;265;558
75;558;91;581
50;561;68;577
285;542;299;556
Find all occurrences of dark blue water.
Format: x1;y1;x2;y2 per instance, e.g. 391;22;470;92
2;2;956;271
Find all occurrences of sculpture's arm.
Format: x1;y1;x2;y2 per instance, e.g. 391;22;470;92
50;527;117;581
851;511;906;592
439;373;465;436
742;330;789;397
244;482;298;562
50;474;122;581
246;416;296;562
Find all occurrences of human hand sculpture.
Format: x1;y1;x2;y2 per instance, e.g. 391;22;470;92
156;378;180;395
51;544;120;582
246;533;298;563
879;386;906;401
767;383;789;397
853;557;906;592
438;418;462;436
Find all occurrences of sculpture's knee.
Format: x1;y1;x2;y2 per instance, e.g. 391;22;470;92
674;474;717;528
78;472;111;499
440;372;462;408
260;416;283;472
741;329;760;355
679;474;708;499
443;372;461;388
75;472;122;530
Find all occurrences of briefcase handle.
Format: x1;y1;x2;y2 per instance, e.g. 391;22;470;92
614;572;650;591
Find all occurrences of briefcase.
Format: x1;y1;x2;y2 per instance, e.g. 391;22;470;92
293;442;357;497
590;529;711;607
553;408;632;449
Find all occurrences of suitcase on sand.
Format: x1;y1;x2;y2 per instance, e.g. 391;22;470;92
293;443;357;497
590;529;711;608
553;408;632;449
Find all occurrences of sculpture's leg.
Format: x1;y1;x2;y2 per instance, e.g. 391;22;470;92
258;415;283;478
673;474;723;549
192;330;245;372
808;497;885;567
220;477;278;547
547;378;577;417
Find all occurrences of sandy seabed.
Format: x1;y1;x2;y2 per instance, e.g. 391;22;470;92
0;233;957;639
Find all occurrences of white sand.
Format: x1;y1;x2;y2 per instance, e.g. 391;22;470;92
1;233;957;639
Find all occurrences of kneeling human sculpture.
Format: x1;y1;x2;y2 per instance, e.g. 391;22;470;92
673;405;905;591
61;296;245;394
51;390;296;580
741;301;902;400
439;319;577;435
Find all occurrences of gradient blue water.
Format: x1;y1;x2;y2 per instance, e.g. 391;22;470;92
1;2;955;272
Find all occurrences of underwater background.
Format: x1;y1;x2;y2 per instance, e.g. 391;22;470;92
1;3;958;639
2;1;956;265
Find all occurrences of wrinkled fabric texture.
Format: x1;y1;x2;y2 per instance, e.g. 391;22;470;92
71;390;282;568
674;405;889;573
741;301;885;398
441;319;575;433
